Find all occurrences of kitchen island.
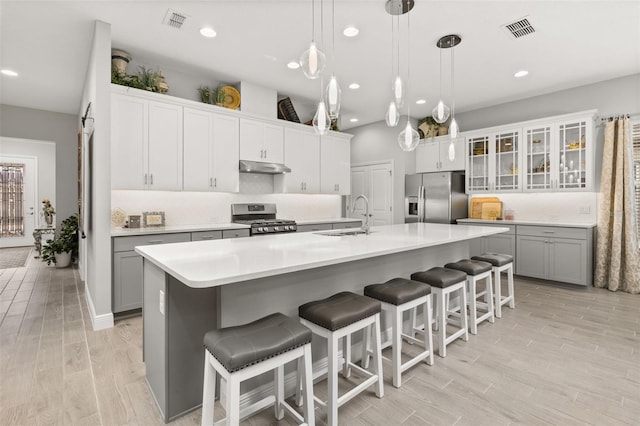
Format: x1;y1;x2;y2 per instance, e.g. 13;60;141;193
136;222;508;421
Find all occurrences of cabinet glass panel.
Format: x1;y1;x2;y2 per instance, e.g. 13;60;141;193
495;130;520;191
558;121;587;189
525;126;552;190
467;135;490;191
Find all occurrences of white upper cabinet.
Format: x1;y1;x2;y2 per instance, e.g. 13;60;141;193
320;134;351;195
465;110;596;194
183;108;239;192
274;127;320;193
111;93;148;190
416;136;465;173
111;93;183;190
239;118;284;163
148;101;183;191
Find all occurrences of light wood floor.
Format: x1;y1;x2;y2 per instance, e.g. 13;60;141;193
1;254;639;425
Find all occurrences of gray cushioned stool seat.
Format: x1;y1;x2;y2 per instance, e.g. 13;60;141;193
471;252;513;267
364;278;431;306
203;313;311;373
299;291;381;331
411;267;467;288
445;259;492;276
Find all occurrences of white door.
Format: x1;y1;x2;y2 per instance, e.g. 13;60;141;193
349;162;393;226
183;107;212;191
211;114;240;192
148;101;183;190
0;156;37;248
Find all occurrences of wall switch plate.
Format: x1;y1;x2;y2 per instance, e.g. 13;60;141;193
208;216;218;223
579;206;591;214
159;290;165;315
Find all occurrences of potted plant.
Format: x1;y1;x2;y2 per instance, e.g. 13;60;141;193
41;198;55;227
418;116;439;139
41;215;79;268
214;86;226;106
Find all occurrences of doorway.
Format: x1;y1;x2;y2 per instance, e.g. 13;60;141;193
349;161;393;226
0;156;37;248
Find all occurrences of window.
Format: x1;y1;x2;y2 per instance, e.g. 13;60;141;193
0;163;25;238
632;120;640;239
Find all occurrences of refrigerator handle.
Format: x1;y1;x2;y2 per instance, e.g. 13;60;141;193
418;185;425;222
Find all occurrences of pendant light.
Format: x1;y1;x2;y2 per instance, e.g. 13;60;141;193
313;76;331;135
385;100;400;127
300;0;326;79
325;0;341;119
385;0;413;127
432;43;450;124
441;35;462;161
396;1;419;151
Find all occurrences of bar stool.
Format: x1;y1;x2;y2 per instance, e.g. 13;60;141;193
472;252;515;318
411;267;469;357
201;313;314;426
361;278;434;388
298;291;384;426
445;259;495;335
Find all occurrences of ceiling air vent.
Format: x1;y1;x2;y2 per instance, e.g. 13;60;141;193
502;17;536;39
162;9;187;29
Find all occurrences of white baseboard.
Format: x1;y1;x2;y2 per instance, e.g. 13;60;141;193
84;285;114;330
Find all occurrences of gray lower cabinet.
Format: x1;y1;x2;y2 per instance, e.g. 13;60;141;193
297;220;362;233
516;225;591;286
469;224;516;258
112;229;248;314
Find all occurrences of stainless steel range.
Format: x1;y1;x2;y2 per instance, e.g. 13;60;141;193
231;203;297;236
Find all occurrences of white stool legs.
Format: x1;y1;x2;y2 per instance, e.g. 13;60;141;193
493;262;515;318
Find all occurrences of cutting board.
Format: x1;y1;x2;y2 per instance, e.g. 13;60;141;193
470;197;501;219
481;201;503;220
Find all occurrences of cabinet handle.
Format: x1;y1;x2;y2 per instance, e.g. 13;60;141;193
542;231;555;234
264;149;267;158
150;174;154;185
209;177;213;187
201;236;216;240
147;240;164;244
301;182;304;190
144;174;148;185
214;178;217;188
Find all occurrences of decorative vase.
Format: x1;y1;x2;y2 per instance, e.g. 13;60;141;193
45;213;53;227
111;49;132;74
54;251;72;268
438;126;449;136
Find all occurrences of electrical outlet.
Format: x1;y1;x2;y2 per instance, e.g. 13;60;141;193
208;216;218;223
159;290;165;315
579;206;591;214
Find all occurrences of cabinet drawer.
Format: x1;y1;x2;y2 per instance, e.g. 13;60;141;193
516;225;587;240
222;229;250;239
191;231;223;241
333;221;362;230
297;223;333;233
113;232;191;252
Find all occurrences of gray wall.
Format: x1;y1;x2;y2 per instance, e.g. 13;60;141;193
0;104;79;227
350;73;640;221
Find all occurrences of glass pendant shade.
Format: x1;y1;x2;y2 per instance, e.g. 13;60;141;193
385;101;400;127
326;74;341;119
449;117;460;138
432;99;450;124
312;100;331;135
300;42;326;79
397;119;419;151
393;75;404;107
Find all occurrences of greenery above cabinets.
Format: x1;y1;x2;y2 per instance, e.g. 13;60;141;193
464;110;596;194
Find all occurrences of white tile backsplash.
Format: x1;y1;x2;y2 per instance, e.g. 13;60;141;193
475;192;598;223
111;190;343;226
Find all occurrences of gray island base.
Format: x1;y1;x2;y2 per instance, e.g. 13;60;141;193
137;223;508;422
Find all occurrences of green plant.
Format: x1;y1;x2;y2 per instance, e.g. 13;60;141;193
138;66;160;92
198;86;211;103
111;67;144;89
111;66;164;93
418;116;438;127
214;86;226;104
41;215;79;265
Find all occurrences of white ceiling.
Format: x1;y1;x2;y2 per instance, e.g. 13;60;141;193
1;1;639;129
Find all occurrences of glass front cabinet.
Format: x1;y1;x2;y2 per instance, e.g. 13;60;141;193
465;111;595;194
523;116;593;192
466;129;522;193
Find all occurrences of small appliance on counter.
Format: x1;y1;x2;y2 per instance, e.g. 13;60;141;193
470;197;503;220
126;215;141;228
405;171;468;224
231;203;297;236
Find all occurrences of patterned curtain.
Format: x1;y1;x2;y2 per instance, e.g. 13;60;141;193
594;118;640;293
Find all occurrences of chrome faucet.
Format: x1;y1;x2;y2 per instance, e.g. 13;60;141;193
351;194;371;235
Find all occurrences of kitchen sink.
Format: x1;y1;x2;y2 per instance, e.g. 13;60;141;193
315;229;369;236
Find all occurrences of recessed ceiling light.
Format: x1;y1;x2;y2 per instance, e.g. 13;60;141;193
514;70;529;78
348;83;360;89
415;99;426;105
350;118;359;123
1;69;18;77
199;27;217;38
287;61;300;69
343;26;359;37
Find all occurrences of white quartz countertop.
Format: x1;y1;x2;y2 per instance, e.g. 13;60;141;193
135;223;508;289
111;223;249;237
457;218;596;228
296;218;362;225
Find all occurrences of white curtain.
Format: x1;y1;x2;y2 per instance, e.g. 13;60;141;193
594;117;640;293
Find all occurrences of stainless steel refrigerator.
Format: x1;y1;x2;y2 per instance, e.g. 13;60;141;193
405;171;468;224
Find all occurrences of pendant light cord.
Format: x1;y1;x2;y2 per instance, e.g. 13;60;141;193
439;47;443;100
406;9;411;118
311;0;315;42
450;35;455;117
331;0;335;66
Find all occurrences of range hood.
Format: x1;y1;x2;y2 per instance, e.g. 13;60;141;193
239;160;291;174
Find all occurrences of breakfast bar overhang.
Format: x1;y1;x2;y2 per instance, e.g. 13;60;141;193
136;223;508;422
